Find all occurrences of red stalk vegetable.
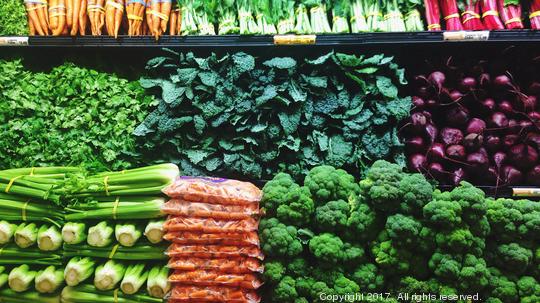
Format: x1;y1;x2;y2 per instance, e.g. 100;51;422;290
481;0;504;29
452;168;467;185
440;0;463;30
497;0;523;29
461;0;485;30
502;165;523;185
530;0;540;29
409;154;427;172
424;0;442;30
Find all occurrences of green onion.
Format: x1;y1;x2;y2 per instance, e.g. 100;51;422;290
120;264;148;295
94;260;125;291
87;221;113;247
64;257;95;286
35;266;64;294
61;284;162;303
14;222;37;248
0;266;7;289
0;244;63;265
62;222;87;245
0;288;60;303
0;221;16;244
8;265;36;292
147;265;170;298
63;243;168;260
37;225;63;251
144;219;165;244
65;198;165;221
115;223;142;247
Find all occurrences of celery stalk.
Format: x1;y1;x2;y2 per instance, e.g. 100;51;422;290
35;266;64;293
87;221;113;247
94;260;126;291
0;221;16;244
64;257;95;286
14;222;37;248
61;284;162;303
37;225;63;251
120;264;148;295
8;265;36;292
0;266;7;288
115;223;142;247
144;219;165;244
147;266;170;298
62;222;87;245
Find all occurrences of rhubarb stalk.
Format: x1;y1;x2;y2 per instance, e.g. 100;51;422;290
498;0;523;29
440;0;463;30
530;0;540;29
460;0;484;30
424;0;441;31
482;0;504;29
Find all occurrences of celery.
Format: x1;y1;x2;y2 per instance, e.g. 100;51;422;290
8;265;36;292
120;264;148;294
14;222;37;248
115;223;142;247
0;288;60;303
144;219;165;244
147;265;170;298
63;243;168;260
64;257;95;286
37;225;63;251
0;195;63;225
65;198;165;220
0;266;7;288
94;260;126;291
0;244;63;265
0;221;16;244
61;284;161;303
62;222;87;245
87;221;113;247
35;266;64;294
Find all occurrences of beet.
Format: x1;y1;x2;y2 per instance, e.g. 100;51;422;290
405;137;426;153
509;144;539;170
412;96;425;109
452;168;467;185
489;112;509;128
446;107;470;127
502;165;523;185
527;165;540;185
418;87;432;99
460;77;477;92
429;71;446;93
520;120;534;132
466;118;486;134
493;152;507;169
467;152;489;171
494;75;512;88
507;119;519;134
481;98;496;112
426;99;438;109
526;133;540;149
428;143;446;161
409;154;427;172
428;162;446;181
464;133;484;151
449;90;464;102
441;128;464;145
523;95;537;112
479;73;491;88
425;124;438;144
529;82;540;95
503;135;519;150
498;101;514;115
485;136;501;152
411;112;428;130
446;145;466;160
528;112;540;124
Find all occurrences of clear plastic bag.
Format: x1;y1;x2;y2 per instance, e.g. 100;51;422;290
168;257;263;274
164;231;260;247
167;285;261;303
162;177;262;205
162;199;260;219
166;244;264;260
164;216;259;233
168;270;263;290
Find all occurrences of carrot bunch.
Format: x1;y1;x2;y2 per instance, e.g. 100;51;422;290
24;0;50;35
67;0;88;35
87;0;106;35
482;0;504;29
126;0;146;35
169;3;181;35
48;0;68;35
105;0;125;37
498;0;523;29
146;0;172;39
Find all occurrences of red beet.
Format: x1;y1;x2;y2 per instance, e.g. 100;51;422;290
464;133;484;151
412;96;425;109
502;165;523;185
406;137;426;153
449;90;464;102
509;144;539;170
503;135;519;150
428;162;446;180
466;118;486;134
467;152;489;171
452;168;467;185
479;73;491;87
493;152;507;169
425;124;438;144
489;112;509;128
498;101;514;115
494;74;513;88
409;154;427;172
429;71;446;93
446;107;470;127
460;77;477;92
527;165;540;185
485;136;501;152
481;98;496;112
428;143;446;161
446;145;466;160
529;82;540;95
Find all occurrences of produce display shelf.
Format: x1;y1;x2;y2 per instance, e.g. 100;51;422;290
3;30;540;47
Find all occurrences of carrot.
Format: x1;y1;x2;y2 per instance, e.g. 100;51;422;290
25;2;46;35
146;0;153;35
169;5;177;35
48;0;58;33
55;0;67;35
126;1;133;35
159;0;170;33
135;3;144;35
66;0;73;30
151;0;160;37
97;0;106;34
113;0;124;38
70;0;80;35
34;0;49;35
79;0;87;35
105;0;115;35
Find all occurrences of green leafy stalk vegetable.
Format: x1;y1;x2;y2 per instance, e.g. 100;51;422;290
62;222;87;245
144;219;165;244
0;192;64;225
238;0;260;34
147;265;170;298
331;0;351;33
65;197;165;220
65;257;96;287
350;0;369;32
37;225;63;251
0;221;16;245
305;0;332;33
0;244;63;266
275;0;295;33
0;266;7;289
179;0;199;35
382;0;406;31
294;4;312;34
218;0;240;34
256;0;277;34
194;0;217;35
35;266;64;294
0;288;59;303
14;222;38;248
94;260;126;291
87;221;114;247
61;284;162;303
120;264;148;294
8;265;36;292
402;0;425;31
64;243;168;260
115;223;143;247
366;0;383;31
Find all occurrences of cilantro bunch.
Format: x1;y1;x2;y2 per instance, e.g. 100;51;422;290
0;0;28;35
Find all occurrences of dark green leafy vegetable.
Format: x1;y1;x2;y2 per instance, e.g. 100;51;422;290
0;0;28;35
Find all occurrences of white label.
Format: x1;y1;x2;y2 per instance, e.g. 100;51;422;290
443;31;490;41
0;37;29;46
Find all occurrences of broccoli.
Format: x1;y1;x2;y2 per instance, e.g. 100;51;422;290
458;254;490;291
423;199;463;229
333;276;360;296
495;243;533;275
308;233;344;265
342;242;365;265
287;257;310;278
435;228;476;254
346;200;381;242
260;218;303;258
488;267;519;303
264;260;286;284
352;263;385;291
429;252;462;281
296;277;316;298
273;276;298;302
370;234;411;274
517;276;540;303
262;173;297;215
304;165;359;206
399;173;434;217
315;199;350;233
486;198;522;241
359;160;404;213
311;281;335;303
311;268;345;288
277;185;315;227
520;211;540;240
385;214;422;247
294;298;309;303
450;181;486;225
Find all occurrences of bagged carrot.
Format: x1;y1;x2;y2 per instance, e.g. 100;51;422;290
167;257;264;274
164;231;260;246
126;0;145;35
146;0;171;38
169;3;181;35
49;0;67;35
105;0;124;37
164;216;259;233
69;0;84;35
163;177;262;205
166;244;264;260
87;0;106;35
168;285;261;303
168;270;263;289
24;0;49;35
162;199;260;219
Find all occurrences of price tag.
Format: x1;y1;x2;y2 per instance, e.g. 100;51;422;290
512;188;540;197
274;35;316;45
443;31;490;41
0;37;29;46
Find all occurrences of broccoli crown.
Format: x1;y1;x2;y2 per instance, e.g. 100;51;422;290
359;160;404;213
311;267;345;288
486;198;523;240
458;254;490;291
385;214;422;247
370;237;411;274
429;252;462;281
520;211;540;239
296;277;316;298
346;201;381;242
308;233;345;264
488;267;519;303
264;260;286;284
397;276;440;295
352;263;385;291
450;181;486;224
517;276;540;301
311;281;335;303
273;276;298;302
423;199;463;229
399;173;434;216
333;276;360;295
277;186;315;227
304;165;359;206
315;199;350;233
495;243;533;275
342;242;365;265
262;172;297;215
260;218;303;258
287;257;310;278
435;228;476;254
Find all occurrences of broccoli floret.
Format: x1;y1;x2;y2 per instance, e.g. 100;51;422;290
495;243;533;275
262;173;297;215
277;185;315;227
311;268;345;288
469;216;491;238
417;226;437;253
429;252;462;281
308;233;344;265
333;276;360;295
315;199;350;233
435;228;476;254
423;199;462;229
450;181;486;224
273;276;298;302
260;218;303;258
486;198;522;241
264;260;286;284
520;211;540;239
370;232;411;274
304;165;359;206
517;276;540;303
399;173;433;217
397;276;440;295
352;263;385;291
488;267;518;303
311;281;335;303
458;254;490;291
294;298;309;303
287;257;310;277
385;214;422;247
296;277;316;298
342;242;365;265
359;160;404;213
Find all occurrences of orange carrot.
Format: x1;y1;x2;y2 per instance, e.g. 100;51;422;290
25;2;46;35
169;6;177;35
151;0;159;37
159;0;170;33
113;0;124;38
79;0;87;35
126;1;133;35
145;0;153;35
70;0;80;35
105;0;114;35
66;0;73;30
97;0;106;34
36;1;50;35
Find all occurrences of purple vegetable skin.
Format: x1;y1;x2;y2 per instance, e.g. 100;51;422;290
441;128;464;145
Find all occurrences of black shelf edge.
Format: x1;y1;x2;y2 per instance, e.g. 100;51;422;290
1;30;540;47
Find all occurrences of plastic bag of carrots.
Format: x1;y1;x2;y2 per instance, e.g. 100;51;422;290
164;216;259;233
166;244;264;260
162;199;260;220
162;177;262;205
164;231;260;246
167;285;261;303
87;0;106;35
168;257;264;274
168;270;263;290
25;0;50;35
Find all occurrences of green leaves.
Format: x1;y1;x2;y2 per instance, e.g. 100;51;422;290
136;51;410;180
0;0;27;35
